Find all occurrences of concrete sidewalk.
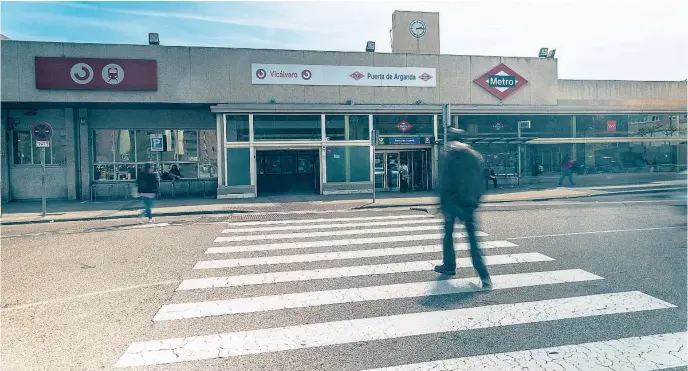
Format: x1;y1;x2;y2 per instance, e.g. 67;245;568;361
1;178;685;225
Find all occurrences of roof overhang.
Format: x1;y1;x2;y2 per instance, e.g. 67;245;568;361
526;137;688;145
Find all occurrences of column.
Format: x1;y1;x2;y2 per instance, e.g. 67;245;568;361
64;108;78;200
78;108;90;200
1;110;9;203
216;114;224;187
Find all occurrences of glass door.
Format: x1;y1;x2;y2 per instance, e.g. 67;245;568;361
386;152;400;191
374;152;385;190
411;150;429;191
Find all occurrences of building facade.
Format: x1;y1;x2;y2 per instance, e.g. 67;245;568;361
1;11;686;201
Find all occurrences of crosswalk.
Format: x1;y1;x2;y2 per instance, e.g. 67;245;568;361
115;210;686;370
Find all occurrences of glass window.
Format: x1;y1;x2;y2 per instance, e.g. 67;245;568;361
13;131;32;165
373;115;434;136
325;115;370;141
13;130;66;165
253;115;321;141
226;148;251;186
326;146;370;183
199;130;217;161
160;130;199;162
225;115;250;142
93;129;217;181
113;130;135;162
135;129;158;163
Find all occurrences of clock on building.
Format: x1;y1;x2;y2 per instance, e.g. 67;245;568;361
409;20;427;38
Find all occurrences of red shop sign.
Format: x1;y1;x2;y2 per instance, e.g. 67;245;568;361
607;120;617;132
35;57;157;91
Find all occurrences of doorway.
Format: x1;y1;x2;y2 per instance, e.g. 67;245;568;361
256;150;320;195
375;149;430;192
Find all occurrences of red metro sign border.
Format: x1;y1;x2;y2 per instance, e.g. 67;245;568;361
474;63;528;100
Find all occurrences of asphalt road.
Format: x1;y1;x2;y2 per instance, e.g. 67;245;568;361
2;193;686;371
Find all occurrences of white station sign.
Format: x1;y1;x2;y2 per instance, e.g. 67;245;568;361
252;63;436;87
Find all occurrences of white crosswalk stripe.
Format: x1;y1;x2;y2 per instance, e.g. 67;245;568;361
114;210;684;370
155;269;603;320
221;217;446;233
194;240;518;269
116;292;675;367
213;224;474;243
207;232;488;254
363;332;688;371
178;253;553;290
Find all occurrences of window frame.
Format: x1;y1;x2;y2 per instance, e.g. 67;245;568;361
91;128;218;182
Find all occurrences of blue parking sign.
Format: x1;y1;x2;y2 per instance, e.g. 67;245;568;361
150;134;164;152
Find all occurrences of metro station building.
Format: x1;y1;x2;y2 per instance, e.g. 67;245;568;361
1;11;686;202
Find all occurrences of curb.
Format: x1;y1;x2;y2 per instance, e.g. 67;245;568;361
2;186;684;226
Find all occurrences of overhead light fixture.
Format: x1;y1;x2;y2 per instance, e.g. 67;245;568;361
547;49;556;58
149;33;160;45
366;41;376;52
538;47;548;58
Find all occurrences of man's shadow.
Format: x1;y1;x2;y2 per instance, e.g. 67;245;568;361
418;275;490;308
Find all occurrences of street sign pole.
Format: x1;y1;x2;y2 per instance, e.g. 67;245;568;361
41;147;46;217
33;122;53;218
442;104;450;150
371;130;379;203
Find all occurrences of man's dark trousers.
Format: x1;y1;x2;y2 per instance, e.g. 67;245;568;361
441;209;489;280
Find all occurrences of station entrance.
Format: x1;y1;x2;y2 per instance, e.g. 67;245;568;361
256;150;320;195
374;149;431;192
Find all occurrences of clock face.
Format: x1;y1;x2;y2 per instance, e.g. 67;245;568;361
409;20;426;38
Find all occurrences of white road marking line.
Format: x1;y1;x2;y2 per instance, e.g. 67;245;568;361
115;291;676;367
0;280;179;312
178;253;552;290
195;241;518;269
221;218;446;234
224;214;432;227
155;269;602;321
363;332;688;371
130;223;170;229
214;225;472;243
206;232;488;254
507;226;685;240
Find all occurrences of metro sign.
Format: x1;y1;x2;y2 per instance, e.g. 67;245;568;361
396;121;413;133
474;63;528;100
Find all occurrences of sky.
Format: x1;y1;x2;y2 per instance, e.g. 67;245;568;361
1;0;686;81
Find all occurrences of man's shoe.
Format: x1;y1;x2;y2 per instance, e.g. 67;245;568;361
434;265;456;275
481;277;493;289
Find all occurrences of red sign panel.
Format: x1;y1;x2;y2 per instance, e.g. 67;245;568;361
396;121;413;133
474;63;528;100
607;120;617;132
35;57;157;91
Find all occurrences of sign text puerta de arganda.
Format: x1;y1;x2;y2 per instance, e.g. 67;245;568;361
252;64;436;87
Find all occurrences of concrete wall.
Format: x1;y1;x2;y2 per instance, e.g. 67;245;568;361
2;40;558;106
88;108;215;129
558;79;688;106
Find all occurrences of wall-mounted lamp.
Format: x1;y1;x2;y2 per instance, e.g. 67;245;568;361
149;33;160;45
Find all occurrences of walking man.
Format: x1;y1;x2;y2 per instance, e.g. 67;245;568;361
434;128;491;288
136;163;159;223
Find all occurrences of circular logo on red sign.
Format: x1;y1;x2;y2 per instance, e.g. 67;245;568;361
301;69;312;80
256;69;267;79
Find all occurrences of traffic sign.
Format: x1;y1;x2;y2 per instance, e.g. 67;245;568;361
32;122;53;141
150;134;164;152
36;141;50;148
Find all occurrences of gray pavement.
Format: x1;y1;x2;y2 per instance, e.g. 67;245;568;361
1;193;687;371
1;176;686;225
